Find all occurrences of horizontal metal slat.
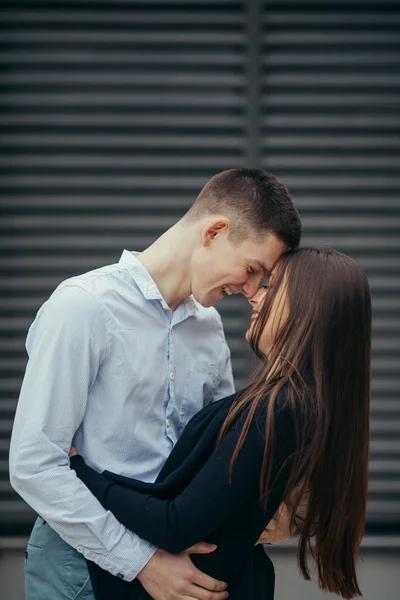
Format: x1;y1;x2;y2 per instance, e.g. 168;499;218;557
0;10;244;26
264;73;400;87
371;379;400;393
263;52;400;67
288;196;400;210
262;135;400;149
371;400;400;414
303;217;400;231
0;195;198;210
3;0;242;6
368;481;400;493
0;114;245;128
265;156;400;170
0;399;18;412
5;141;398;154
0;175;220;188
0;134;245;149
369;460;400;475
263;32;400;45
0;156;242;169
263;114;400;129
0;52;245;65
261;93;400;107
0;498;35;521
0;93;245;108
1;32;246;44
370;440;400;453
367;502;400;522
264;11;400;27
0;72;246;86
264;175;400;190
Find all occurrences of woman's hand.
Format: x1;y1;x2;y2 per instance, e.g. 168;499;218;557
69;445;78;458
256;502;294;545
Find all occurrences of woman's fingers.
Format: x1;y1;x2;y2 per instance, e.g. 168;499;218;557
68;445;78;457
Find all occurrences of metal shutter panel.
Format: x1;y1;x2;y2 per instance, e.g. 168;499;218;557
261;0;400;528
0;0;257;534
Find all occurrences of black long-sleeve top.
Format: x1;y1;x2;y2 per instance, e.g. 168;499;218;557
70;390;296;600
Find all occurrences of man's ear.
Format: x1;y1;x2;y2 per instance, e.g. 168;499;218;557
201;218;229;247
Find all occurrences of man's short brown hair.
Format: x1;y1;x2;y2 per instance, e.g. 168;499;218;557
185;168;301;249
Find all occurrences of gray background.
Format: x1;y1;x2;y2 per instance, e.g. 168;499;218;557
1;1;399;598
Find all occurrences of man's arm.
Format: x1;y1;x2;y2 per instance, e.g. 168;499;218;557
9;285;156;581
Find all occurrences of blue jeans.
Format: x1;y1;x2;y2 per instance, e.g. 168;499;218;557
25;517;95;600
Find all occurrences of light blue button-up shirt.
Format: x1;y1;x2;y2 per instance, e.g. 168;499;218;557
9;250;235;581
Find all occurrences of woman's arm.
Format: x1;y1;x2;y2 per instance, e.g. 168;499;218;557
70;406;293;555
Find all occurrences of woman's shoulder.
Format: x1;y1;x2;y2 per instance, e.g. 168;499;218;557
188;384;296;443
189;391;240;422
177;391;240;440
230;383;296;442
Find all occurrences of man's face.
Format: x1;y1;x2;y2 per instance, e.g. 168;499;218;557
190;220;287;308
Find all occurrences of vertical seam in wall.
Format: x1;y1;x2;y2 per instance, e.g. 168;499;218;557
246;0;261;168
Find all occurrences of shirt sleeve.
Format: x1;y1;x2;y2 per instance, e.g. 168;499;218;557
9;284;156;581
70;405;292;556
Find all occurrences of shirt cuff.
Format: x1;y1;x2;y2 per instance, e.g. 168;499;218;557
92;530;157;582
69;456;157;581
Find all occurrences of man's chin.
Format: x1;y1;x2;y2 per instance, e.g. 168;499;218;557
194;293;214;309
204;290;224;308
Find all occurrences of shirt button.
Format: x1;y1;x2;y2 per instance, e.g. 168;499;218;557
170;372;175;380
76;546;84;554
166;419;171;427
117;573;125;579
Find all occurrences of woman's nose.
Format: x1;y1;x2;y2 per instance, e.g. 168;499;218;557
247;287;266;307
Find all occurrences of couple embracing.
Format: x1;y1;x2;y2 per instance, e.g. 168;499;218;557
10;169;371;600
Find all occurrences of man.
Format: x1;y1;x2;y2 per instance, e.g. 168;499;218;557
10;168;301;600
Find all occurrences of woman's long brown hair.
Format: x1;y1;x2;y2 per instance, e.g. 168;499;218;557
218;247;371;598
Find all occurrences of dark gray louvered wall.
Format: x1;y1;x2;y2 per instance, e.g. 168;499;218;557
1;0;399;535
0;0;255;534
261;0;400;528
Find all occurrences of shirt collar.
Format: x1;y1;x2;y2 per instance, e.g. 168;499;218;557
119;250;198;315
183;295;198;317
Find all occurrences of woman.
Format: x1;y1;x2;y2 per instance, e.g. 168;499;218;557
70;247;371;600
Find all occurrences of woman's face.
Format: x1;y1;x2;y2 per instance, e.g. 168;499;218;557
245;275;289;355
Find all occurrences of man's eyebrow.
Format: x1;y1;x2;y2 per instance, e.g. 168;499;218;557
254;259;270;276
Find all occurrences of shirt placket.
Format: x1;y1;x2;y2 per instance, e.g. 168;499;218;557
165;318;177;445
164;304;190;446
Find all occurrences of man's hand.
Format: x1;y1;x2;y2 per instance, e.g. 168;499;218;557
137;543;228;600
